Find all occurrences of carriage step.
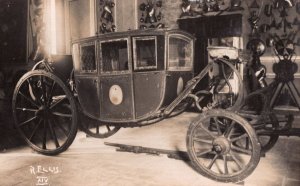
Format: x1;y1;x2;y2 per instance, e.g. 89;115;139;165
104;142;190;161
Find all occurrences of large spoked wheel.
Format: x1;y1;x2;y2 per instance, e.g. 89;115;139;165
187;110;261;183
82;116;120;138
12;70;78;155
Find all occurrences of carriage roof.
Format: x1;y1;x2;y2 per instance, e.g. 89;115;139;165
72;28;195;44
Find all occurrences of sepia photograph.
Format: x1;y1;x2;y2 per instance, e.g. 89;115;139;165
0;0;299;185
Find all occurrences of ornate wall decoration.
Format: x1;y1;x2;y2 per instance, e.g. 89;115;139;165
180;0;243;18
138;0;164;29
98;0;116;34
247;0;300;56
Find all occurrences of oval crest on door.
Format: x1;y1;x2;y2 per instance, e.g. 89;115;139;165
109;85;123;105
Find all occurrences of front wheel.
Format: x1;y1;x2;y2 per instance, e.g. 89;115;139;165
12;70;78;155
186;109;261;183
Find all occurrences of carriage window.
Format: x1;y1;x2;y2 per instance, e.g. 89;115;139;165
80;44;96;72
101;40;129;72
168;36;193;70
133;37;157;70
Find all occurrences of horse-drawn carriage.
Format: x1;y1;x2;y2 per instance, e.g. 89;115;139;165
12;29;297;183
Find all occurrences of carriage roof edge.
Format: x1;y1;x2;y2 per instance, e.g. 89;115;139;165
71;28;196;44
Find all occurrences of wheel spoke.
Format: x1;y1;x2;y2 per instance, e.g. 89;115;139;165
40;76;47;104
230;133;249;142
48;120;60;148
199;122;217;139
50;96;67;109
19;116;38;127
207;154;219;169
229;152;244;170
224;120;235;138
28;119;42;141
223;155;229;175
213;117;222;135
47;81;56;106
245;137;250;149
18;91;39;108
50;115;68;136
42;120;47;150
16;107;38;112
52;112;72;118
193;137;212;144
196;149;213;158
231;145;252;155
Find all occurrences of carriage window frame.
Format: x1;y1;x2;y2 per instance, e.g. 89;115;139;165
133;36;158;71
100;38;131;74
79;41;97;73
167;34;194;71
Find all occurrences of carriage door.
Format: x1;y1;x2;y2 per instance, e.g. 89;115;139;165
99;38;134;121
132;36;165;119
73;41;101;119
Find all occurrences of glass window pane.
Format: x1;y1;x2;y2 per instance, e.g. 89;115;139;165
169;37;192;70
134;37;157;70
81;44;96;72
101;40;129;72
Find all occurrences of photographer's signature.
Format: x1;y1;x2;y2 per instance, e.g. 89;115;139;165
29;165;62;186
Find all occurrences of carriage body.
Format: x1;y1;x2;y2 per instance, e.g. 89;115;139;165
71;29;195;124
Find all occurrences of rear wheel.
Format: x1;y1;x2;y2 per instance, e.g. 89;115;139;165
12;70;78;155
187;110;260;183
240;93;279;153
82;116;120;138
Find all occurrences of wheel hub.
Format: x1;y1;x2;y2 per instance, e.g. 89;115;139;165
36;106;50;118
212;137;231;155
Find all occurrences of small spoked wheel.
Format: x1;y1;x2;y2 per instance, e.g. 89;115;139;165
82;117;120;138
12;70;78;155
186;110;261;183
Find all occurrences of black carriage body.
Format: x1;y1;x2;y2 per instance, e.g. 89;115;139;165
72;29;195;123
